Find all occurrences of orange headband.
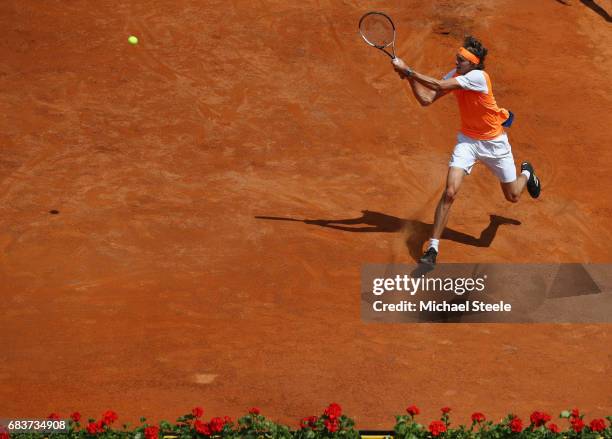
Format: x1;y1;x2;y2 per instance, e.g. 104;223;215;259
458;47;480;65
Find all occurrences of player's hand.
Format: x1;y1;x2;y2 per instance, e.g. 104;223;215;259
392;57;413;77
395;70;408;80
392;57;408;71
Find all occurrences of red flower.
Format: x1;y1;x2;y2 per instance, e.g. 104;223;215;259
509;416;523;433
300;416;318;429
70;412;81;423
86;423;98;435
223;416;232;424
144;425;159;439
441;407;451;414
249;407;260;415
529;411;551;427
86;421;104;434
192;407;204;418
47;413;61;421
101;410;118;426
547;423;560;433
194;420;211;436
570;417;585;432
209;417;225;433
0;432;8;439
589;418;606;432
571;408;580;419
471;412;486;423
429;420;447;437
406;405;420;416
324;418;339;433
324;403;342;420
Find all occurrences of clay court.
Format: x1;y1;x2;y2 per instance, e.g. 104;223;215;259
1;0;611;429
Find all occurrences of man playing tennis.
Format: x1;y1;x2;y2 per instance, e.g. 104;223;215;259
392;36;541;265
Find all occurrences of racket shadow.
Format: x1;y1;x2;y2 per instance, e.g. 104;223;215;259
579;0;612;22
255;210;521;262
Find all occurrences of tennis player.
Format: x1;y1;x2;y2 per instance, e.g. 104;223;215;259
392;36;541;265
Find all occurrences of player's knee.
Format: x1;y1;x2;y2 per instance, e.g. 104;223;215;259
445;187;458;203
504;191;520;203
501;181;521;203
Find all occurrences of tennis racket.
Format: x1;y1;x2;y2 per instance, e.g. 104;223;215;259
359;11;396;59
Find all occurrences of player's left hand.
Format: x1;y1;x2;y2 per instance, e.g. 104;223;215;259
395;70;408;80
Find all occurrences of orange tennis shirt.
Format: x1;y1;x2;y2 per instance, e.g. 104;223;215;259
443;69;510;140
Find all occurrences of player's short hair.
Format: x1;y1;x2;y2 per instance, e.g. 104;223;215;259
463;35;487;70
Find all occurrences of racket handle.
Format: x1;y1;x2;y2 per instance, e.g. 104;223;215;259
383;48;395;59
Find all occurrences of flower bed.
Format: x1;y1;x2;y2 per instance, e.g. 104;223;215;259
2;404;610;438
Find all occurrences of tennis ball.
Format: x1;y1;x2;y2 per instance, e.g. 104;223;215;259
128;35;139;45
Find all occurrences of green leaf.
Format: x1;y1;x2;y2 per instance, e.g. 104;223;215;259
395;423;407;436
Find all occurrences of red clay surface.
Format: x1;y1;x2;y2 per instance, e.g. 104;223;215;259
1;0;611;429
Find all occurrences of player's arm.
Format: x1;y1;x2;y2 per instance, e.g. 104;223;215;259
405;77;450;106
392;58;456;106
410;71;461;93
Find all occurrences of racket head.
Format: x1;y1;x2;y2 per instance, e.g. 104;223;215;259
359;11;396;50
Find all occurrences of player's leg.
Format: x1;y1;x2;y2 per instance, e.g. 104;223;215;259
479;134;541;201
433;166;466;238
500;161;541;201
420;166;466;265
420;134;476;265
500;174;528;202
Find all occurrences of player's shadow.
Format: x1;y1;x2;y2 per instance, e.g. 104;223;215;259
580;0;612;21
556;0;611;21
255;210;521;262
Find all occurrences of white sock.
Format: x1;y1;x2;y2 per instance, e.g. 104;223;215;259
429;238;439;252
521;169;531;179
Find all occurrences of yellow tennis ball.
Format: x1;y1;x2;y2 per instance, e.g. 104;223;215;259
128;35;139;45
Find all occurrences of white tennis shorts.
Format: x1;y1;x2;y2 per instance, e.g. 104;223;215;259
449;132;517;183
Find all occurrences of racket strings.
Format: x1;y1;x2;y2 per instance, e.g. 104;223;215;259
360;15;394;48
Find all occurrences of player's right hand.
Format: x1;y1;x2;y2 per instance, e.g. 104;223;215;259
392;57;407;71
392;57;413;79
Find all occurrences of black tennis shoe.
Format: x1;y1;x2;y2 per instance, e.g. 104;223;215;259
521;161;541;199
419;247;438;266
